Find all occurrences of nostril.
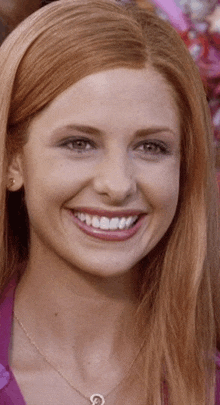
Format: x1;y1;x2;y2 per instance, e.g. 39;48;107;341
93;173;136;201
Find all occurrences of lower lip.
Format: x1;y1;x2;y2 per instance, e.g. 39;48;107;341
69;212;145;241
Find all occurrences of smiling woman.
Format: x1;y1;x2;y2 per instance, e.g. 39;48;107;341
15;67;180;276
0;1;219;405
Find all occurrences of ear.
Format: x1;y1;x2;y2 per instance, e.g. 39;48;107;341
7;153;24;191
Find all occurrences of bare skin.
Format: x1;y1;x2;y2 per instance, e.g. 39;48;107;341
12;261;144;405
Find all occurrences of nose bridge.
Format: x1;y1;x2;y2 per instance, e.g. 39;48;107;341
94;145;136;201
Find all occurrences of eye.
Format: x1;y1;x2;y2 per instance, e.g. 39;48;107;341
135;140;170;156
59;137;96;153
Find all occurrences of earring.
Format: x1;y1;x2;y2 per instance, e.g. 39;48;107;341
8;178;15;188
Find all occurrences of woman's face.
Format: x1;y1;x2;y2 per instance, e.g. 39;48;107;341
13;68;181;278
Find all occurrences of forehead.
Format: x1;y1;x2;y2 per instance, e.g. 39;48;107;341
28;67;180;138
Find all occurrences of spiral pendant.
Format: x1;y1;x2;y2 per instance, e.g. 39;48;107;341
90;393;105;405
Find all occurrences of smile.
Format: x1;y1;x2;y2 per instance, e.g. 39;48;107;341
74;212;138;230
69;209;146;242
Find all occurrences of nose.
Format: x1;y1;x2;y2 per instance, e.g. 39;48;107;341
93;151;137;204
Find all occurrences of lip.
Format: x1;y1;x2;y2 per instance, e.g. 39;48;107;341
70;207;145;218
68;208;146;242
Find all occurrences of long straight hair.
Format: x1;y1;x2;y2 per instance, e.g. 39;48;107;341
0;1;219;403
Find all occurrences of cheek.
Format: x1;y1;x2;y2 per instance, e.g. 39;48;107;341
140;162;180;215
160;174;180;210
22;157;89;203
142;170;180;251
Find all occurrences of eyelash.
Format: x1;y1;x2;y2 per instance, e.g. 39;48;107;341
59;137;170;156
135;140;170;156
59;137;96;152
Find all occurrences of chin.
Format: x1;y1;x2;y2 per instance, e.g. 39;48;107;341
70;258;139;280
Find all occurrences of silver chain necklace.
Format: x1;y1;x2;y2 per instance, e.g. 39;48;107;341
14;312;145;405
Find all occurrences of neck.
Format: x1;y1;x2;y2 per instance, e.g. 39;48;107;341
14;253;141;360
13;251;146;398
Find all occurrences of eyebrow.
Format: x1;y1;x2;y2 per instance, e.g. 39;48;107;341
53;124;176;138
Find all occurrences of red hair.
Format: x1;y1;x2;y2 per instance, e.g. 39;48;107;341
0;1;219;403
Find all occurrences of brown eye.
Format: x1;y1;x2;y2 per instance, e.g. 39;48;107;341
68;140;90;150
136;141;169;155
60;137;96;152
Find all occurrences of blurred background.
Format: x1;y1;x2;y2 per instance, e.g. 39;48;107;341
1;0;220;173
136;0;220;172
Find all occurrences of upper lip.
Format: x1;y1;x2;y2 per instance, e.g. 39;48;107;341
69;207;146;218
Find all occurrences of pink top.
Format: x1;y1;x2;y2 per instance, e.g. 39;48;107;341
0;278;220;404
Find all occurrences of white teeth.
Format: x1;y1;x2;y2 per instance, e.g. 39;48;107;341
85;214;92;226
119;217;127;230
100;217;110;230
109;217;119;230
79;213;86;222
75;212;138;231
92;216;100;228
126;216;133;228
